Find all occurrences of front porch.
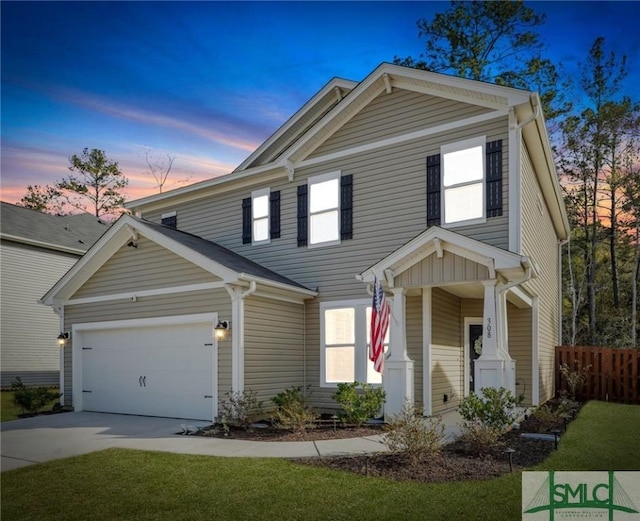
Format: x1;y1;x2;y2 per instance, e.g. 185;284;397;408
358;227;538;418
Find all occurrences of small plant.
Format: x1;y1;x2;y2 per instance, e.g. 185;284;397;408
332;382;386;426
271;386;317;433
383;403;445;464
559;361;591;401
529;404;563;432
219;390;263;431
457;387;516;455
11;377;60;415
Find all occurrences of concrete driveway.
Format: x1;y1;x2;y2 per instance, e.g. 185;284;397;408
1;411;388;472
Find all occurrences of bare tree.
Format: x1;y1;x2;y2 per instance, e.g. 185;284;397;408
144;149;176;193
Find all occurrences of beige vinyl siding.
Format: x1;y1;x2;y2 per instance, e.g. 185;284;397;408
406;294;423;408
63;291;231;410
431;288;462;414
72;237;219;299
1;241;79;387
397;252;490;287
247;87;350;168
508;303;533;406
139;93;512;408
244;296;305;409
310;89;492;158
520;143;560;404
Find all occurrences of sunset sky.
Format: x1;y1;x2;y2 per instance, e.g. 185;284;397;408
2;1;638;206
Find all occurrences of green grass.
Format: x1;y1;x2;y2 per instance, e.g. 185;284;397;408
2;401;638;521
0;391;22;422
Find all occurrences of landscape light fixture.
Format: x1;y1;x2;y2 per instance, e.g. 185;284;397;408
57;332;70;347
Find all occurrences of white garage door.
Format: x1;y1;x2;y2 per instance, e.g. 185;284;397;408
81;319;215;421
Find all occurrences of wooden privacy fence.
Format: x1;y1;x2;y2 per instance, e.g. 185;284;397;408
555;346;640;404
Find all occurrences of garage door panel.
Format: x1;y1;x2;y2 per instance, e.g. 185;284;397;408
81;319;215;420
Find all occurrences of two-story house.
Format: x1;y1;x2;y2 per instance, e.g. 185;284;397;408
41;63;569;421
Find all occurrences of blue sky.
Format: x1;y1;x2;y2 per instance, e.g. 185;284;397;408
2;1;639;204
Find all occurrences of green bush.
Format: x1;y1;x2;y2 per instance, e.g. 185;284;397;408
458;387;516;433
10;377;60;415
219;390;263;431
457;387;516;455
383;403;445;463
271;386;317;433
332;382;385;426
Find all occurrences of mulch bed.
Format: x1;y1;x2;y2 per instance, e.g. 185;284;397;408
196;400;580;483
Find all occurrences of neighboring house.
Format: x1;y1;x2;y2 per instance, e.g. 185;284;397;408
1;202;108;387
41;63;569;421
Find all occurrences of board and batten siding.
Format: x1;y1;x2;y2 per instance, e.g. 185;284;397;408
431;288;462;414
520;143;561;404
397;251;490;287
310;89;492;158
1;241;79;387
243;296;305;408
72;237;219;300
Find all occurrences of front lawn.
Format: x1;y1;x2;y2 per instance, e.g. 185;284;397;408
1;392;22;422
2;401;638;521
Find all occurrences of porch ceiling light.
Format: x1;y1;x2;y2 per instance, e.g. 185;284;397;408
57;332;70;347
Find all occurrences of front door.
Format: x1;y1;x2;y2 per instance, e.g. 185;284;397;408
468;324;483;393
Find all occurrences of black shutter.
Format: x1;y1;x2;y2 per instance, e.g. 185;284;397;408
161;214;177;229
297;184;308;247
426;154;441;227
340;174;353;240
270;191;281;239
486;140;503;218
242;197;252;244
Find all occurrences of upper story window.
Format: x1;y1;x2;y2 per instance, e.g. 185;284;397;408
426;137;502;228
297;172;353;248
309;172;340;246
442;137;485;225
242;189;280;245
161;211;177;229
320;300;388;387
252;188;270;243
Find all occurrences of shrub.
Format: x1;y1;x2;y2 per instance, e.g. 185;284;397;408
219;390;263;431
11;377;60;415
559;361;591;401
458;387;516;433
332;382;386;426
457;387;516;455
271;386;317;433
529;404;563;432
383;403;445;464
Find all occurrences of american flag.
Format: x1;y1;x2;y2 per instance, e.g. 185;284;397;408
370;277;390;373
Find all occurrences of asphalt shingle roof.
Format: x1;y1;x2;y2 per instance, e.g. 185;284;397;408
0;202;109;253
135;217;312;291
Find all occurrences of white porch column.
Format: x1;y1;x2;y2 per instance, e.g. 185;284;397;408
384;287;414;419
497;289;516;396
474;280;506;393
225;282;257;393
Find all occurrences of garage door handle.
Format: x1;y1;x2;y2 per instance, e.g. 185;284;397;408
142;376;146;387
139;376;143;387
204;395;213;399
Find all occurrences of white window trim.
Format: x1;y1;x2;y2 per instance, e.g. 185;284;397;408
320;299;384;388
308;171;341;249
251;187;270;245
161;211;177;219
441;136;487;228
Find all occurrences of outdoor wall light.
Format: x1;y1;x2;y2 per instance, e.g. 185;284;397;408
57;332;70;347
215;320;230;339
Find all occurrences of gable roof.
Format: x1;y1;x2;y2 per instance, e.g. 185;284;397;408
125;63;568;239
41;214;316;306
0;201;108;255
358;226;535;285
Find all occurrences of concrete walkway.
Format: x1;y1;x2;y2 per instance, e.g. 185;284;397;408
1;410;464;473
0;412;387;472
